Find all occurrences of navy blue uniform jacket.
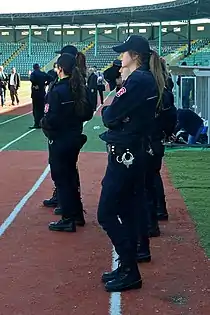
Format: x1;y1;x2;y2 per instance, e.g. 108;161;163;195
175;109;203;136
41;77;93;141
30;70;51;99
100;66;158;147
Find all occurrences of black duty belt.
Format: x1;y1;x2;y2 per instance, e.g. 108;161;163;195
106;144;136;169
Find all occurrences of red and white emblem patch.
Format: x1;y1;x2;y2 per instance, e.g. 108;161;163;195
44;103;49;113
116;87;126;98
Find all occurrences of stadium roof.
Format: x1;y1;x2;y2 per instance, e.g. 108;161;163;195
0;0;210;26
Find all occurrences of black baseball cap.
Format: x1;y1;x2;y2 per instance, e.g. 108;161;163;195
55;45;78;57
113;35;151;54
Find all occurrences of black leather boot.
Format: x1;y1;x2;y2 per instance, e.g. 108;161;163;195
136;237;151;263
104;261;142;292
148;225;161;238
102;266;121;283
43;187;58;208
49;219;76;232
54;206;86;227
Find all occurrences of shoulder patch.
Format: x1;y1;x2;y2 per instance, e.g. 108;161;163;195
116;87;126;98
44;103;49;113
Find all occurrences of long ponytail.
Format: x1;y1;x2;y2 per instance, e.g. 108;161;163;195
70;66;86;116
76;52;87;80
149;50;165;109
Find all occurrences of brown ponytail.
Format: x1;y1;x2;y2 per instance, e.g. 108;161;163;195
70;66;86;116
76;52;87;79
149;50;165;109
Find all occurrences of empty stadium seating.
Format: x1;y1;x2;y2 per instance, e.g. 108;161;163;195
3;42;90;77
1;40;209;78
0;43;22;67
179;39;210;66
86;43;119;70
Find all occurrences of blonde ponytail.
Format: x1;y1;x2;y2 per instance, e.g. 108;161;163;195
149;50;165;109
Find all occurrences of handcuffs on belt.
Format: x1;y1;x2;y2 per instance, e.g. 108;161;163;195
108;145;134;168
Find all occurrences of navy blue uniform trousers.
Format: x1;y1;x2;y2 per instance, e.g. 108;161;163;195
98;148;147;264
49;139;80;220
145;152;165;224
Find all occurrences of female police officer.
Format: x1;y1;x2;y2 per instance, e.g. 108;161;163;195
43;45;90;226
97;35;165;292
41;53;92;232
145;58;177;237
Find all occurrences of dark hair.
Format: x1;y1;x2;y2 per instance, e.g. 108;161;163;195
128;50;165;108
57;53;86;116
76;52;87;79
33;63;40;70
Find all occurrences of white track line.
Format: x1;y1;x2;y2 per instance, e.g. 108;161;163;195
0;129;35;152
0;90;113;229
0;165;50;237
110;249;122;315
0;90;121;314
0;111;32;126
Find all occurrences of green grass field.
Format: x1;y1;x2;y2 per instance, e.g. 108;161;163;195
165;150;210;256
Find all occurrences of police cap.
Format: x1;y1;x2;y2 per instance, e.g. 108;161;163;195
55;45;78;57
113;35;151;54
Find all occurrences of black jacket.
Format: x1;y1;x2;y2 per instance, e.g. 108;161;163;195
41;77;93;141
30;70;51;99
8;73;20;89
87;72;98;110
175;109;203;136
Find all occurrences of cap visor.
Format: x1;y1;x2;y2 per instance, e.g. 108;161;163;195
55;50;61;54
112;42;128;53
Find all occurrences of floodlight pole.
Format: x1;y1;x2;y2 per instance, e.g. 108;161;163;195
61;24;64;49
158;22;162;56
28;26;32;57
116;25;119;42
94;24;98;57
187;19;191;56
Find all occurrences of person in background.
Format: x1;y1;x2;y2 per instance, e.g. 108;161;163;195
174;108;204;144
87;68;98;111
8;67;20;106
97;71;105;105
103;59;122;92
30;63;51;129
0;66;8;106
47;63;58;82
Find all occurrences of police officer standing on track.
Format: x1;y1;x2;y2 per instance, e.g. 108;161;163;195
41;53;93;232
42;45;90;227
30;63;51;129
145;69;177;239
97;35;166;292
